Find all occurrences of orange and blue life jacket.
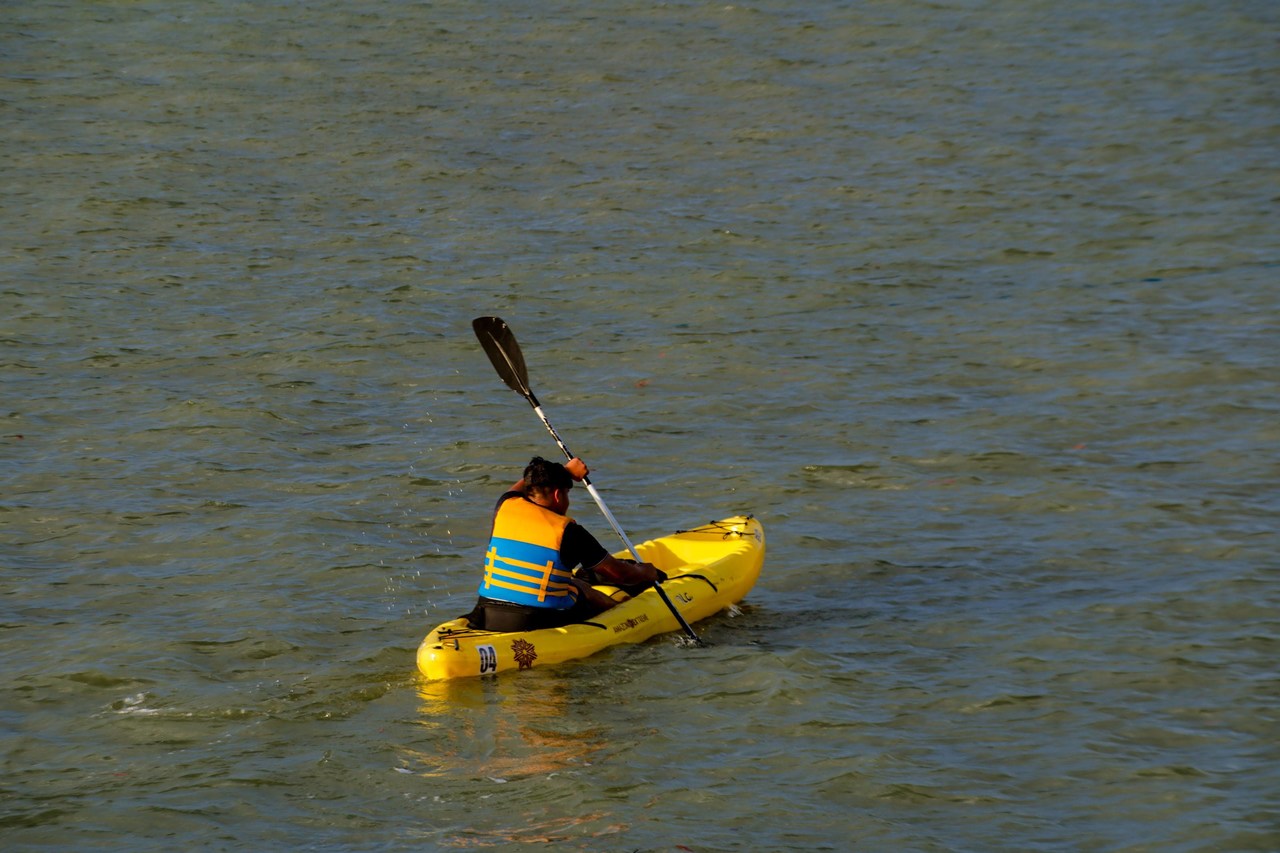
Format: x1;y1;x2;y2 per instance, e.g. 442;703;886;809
478;496;579;610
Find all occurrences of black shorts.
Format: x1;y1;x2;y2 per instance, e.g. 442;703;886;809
468;597;599;632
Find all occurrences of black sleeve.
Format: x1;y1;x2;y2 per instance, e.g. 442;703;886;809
560;521;609;570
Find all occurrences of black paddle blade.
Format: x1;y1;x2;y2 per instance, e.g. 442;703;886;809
472;316;532;399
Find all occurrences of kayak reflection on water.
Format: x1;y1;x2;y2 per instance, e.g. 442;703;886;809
408;674;609;781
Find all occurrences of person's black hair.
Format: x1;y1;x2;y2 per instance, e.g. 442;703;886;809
523;456;573;495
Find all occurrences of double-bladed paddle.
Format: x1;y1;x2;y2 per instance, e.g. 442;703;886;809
472;316;705;646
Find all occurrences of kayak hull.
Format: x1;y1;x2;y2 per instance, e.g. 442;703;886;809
416;515;764;680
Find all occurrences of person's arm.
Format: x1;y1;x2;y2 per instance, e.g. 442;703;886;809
570;576;621;612
561;511;665;589
589;554;666;587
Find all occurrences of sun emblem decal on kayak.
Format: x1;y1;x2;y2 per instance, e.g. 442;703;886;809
511;639;537;670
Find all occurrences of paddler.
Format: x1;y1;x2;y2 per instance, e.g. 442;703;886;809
466;456;665;632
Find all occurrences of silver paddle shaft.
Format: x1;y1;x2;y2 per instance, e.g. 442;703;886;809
531;403;642;561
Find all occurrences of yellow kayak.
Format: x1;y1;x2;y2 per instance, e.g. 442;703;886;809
416;515;765;680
